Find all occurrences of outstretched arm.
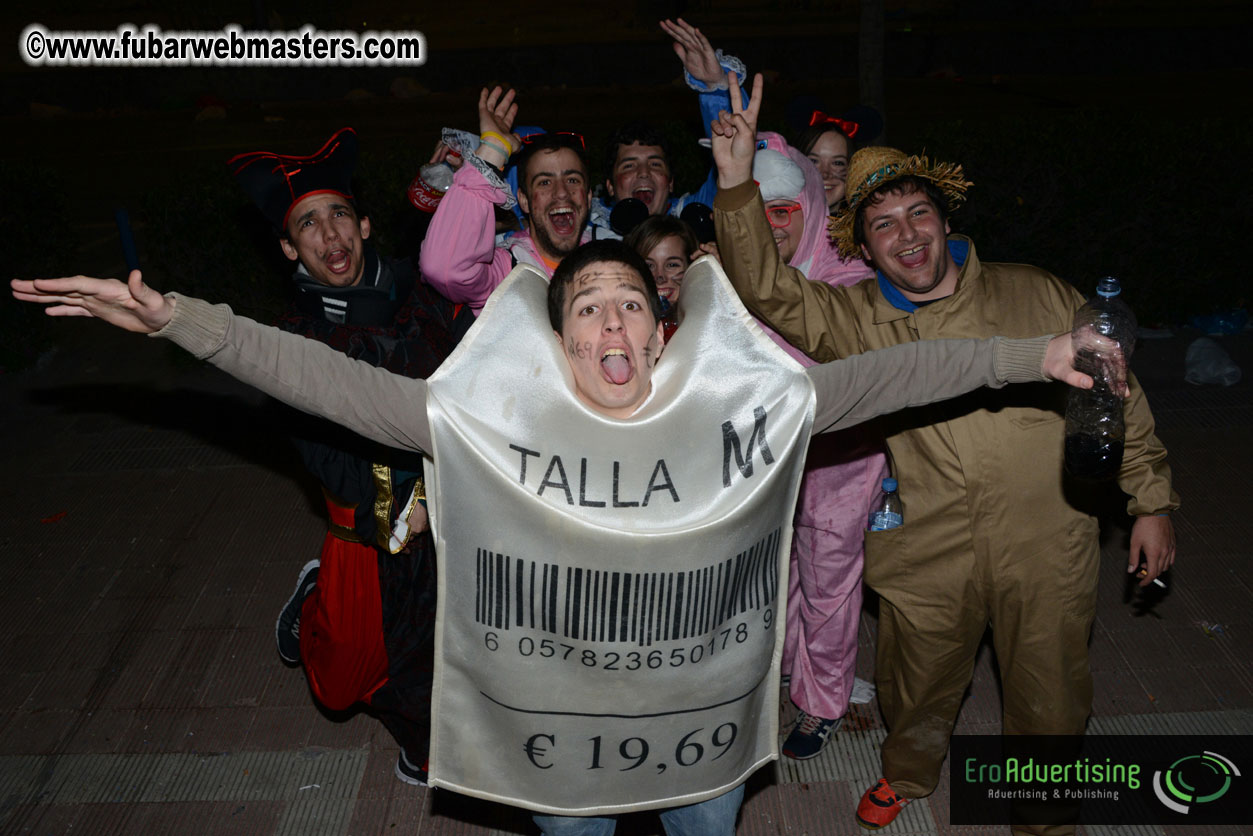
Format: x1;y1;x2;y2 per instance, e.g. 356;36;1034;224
808;333;1096;435
13;277;435;454
11;270;173;333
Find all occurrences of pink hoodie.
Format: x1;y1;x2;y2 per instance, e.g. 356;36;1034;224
754;132;874;366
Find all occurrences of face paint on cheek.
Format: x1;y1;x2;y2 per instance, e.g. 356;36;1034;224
567;340;594;360
643;335;658;368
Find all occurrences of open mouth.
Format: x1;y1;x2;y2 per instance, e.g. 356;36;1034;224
326;249;351;274
549;207;576;236
896;243;928;269
632;188;655;206
600;348;633;384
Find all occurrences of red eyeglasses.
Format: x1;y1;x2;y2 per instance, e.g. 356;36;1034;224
766;203;803;228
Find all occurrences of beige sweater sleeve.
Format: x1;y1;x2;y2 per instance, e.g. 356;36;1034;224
154;294;1054;463
807;335;1052;434
154;293;434;454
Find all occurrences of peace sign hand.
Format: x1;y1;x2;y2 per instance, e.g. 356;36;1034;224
711;72;764;189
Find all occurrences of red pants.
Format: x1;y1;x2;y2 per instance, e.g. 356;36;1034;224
300;501;390;711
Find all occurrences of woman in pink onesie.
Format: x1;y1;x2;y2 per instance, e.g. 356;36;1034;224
750;133;887;759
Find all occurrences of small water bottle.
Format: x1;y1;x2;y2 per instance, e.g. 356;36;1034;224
407;153;459;213
868;478;904;531
1064;277;1137;481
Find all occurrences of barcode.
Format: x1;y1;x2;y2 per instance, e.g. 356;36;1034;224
473;528;780;646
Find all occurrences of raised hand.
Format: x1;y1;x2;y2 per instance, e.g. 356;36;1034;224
710;71;763;189
476;86;520;169
660;18;724;87
10;270;174;334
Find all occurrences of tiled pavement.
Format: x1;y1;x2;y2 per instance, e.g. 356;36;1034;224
1;325;1250;835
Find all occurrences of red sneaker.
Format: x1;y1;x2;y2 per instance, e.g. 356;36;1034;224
856;778;911;829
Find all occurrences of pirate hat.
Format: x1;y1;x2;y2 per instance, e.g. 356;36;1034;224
228;127;358;232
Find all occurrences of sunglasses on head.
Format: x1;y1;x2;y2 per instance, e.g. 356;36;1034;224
517;130;587;151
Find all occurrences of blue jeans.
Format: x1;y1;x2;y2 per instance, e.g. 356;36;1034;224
532;784;745;836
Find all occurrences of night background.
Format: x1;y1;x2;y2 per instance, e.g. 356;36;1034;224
5;0;1252;370
2;5;1253;835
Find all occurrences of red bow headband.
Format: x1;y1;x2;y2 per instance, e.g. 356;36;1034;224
808;110;861;138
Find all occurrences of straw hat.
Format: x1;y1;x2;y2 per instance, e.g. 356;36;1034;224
828;147;971;258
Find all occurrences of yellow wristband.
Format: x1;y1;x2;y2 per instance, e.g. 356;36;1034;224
480;131;515;155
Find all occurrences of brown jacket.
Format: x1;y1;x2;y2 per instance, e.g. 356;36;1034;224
713;181;1178;573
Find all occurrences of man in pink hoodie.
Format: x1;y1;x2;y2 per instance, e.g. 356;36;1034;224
420;87;593;312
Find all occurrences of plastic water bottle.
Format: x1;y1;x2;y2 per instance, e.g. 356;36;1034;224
867;478;904;531
407;155;458;212
1064;276;1136;481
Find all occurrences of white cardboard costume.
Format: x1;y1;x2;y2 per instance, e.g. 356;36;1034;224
425;258;814;814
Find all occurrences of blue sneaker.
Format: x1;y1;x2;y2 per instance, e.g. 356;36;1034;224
395;749;429;787
782;710;842;760
276;560;319;664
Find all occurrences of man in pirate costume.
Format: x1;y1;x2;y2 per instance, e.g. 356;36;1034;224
228;127;472;785
711;74;1177;831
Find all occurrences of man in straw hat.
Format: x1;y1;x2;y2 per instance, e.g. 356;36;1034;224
710;73;1177;832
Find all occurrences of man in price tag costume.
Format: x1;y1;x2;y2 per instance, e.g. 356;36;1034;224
15;239;1097;834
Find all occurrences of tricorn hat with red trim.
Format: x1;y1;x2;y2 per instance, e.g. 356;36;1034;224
228;127;358;232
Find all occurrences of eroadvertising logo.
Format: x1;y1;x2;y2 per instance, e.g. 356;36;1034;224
1152;750;1240;814
950;735;1251;827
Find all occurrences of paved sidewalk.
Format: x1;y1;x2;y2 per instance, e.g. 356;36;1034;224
1;324;1250;835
